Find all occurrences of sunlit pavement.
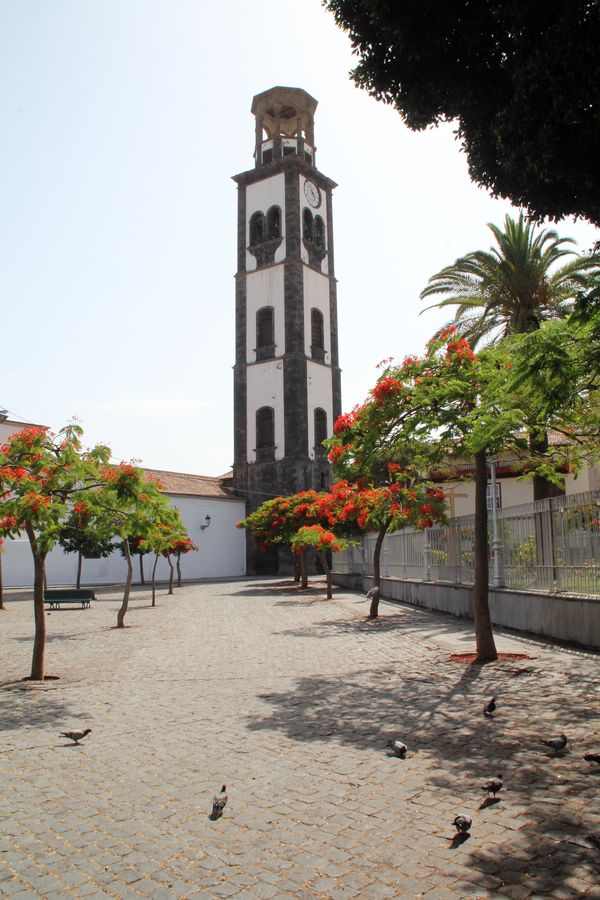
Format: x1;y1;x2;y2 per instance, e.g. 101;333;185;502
1;579;599;898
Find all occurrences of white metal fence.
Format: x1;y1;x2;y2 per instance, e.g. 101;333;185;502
335;490;600;595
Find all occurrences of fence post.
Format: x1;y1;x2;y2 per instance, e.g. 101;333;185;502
490;458;505;588
423;528;432;582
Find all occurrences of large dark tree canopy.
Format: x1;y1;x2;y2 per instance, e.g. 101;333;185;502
324;0;600;226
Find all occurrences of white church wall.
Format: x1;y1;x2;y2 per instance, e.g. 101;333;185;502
246;266;285;363
303;266;331;362
307;361;334;457
1;495;246;588
246;361;285;461
245;172;286;271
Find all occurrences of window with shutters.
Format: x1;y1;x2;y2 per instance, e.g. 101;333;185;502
256;407;275;460
256;307;275;360
314;408;327;457
311;308;325;362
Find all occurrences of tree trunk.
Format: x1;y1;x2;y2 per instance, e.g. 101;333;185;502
369;523;389;619
117;539;133;628
319;552;333;599
300;550;308;589
25;523;47;680
139;554;146;585
473;451;498;661
176;552;182;588
151;553;159;607
292;549;301;583
530;430;554;501
76;551;83;590
167;553;174;595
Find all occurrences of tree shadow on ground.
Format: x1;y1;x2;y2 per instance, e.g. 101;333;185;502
245;660;598;895
0;684;77;733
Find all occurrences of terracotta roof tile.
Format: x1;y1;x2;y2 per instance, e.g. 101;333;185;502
142;468;240;500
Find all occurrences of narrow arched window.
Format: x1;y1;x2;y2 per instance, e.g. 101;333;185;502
266;206;281;239
256;306;275;360
256;407;275;459
311;308;325;361
314;408;327;457
314;215;325;249
249;211;264;246
303;208;314;242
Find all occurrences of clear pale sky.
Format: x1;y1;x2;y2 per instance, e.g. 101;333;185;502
1;1;598;475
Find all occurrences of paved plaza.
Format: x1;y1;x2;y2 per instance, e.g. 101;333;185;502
1;579;599;899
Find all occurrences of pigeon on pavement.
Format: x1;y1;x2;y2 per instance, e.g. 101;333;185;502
210;785;228;820
583;752;600;764
483;697;496;718
540;734;568;753
482;775;503;798
386;740;407;758
60;729;92;744
453;814;472;834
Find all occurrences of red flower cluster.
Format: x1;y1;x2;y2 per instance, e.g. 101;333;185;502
0;515;18;532
387;462;402;475
23;492;50;512
328;443;349;464
446;338;476;361
372;377;403;404
333;411;358;434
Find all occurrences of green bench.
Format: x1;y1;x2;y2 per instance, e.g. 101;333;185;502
44;589;95;609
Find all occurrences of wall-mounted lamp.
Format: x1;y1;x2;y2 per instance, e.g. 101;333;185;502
200;514;211;530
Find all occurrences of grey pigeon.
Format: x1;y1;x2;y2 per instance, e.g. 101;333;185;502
386;740;407;758
483;696;496;718
541;734;568;753
60;728;92;744
583;752;600;765
210;785;228;820
482;775;503;798
453;814;472;834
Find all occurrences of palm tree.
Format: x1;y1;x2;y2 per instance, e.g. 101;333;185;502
421;213;598;348
421;213;599;500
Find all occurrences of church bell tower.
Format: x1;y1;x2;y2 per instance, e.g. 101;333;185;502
232;86;342;573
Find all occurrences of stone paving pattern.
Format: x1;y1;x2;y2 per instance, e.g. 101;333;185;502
1;579;599;899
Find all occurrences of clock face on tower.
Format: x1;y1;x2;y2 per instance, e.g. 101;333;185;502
304;179;321;208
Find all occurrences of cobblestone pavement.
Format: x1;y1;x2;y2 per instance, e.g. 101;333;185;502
1;579;599;899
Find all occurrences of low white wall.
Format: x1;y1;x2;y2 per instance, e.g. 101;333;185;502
1;495;246;588
332;572;600;650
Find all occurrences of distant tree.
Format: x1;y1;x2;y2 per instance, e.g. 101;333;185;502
324;0;600;225
172;537;199;588
89;465;178;628
291;525;356;600
59;505;116;588
238;492;324;588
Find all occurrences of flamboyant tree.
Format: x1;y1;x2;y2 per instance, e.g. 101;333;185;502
326;331;504;657
0;425;111;679
87;465;184;628
172;537;199;588
238;491;324;588
142;509;190;606
291;525;356;600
